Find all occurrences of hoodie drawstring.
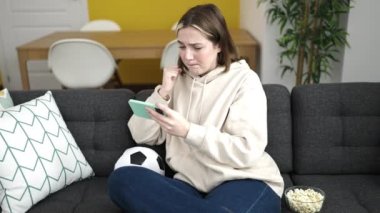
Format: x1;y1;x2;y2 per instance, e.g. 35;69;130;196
185;64;226;123
185;75;207;123
186;78;196;120
198;76;207;123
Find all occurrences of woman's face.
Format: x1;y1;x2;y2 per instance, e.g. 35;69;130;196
177;27;221;76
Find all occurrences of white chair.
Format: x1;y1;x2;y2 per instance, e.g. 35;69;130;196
80;19;122;87
160;39;180;69
48;38;117;89
80;19;121;32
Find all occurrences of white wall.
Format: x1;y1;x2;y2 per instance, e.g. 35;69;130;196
341;0;380;82
240;0;296;90
0;28;6;85
240;0;380;90
0;0;89;90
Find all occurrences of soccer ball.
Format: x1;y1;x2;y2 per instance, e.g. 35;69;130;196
114;146;165;175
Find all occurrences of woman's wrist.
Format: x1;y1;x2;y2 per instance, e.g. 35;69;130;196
158;88;170;101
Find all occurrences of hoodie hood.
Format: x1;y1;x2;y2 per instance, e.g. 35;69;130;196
183;65;226;84
182;66;225;121
179;60;251;122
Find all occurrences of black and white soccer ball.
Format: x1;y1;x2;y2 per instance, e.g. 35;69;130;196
114;146;165;175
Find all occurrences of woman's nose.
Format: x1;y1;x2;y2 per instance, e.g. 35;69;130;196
183;49;193;60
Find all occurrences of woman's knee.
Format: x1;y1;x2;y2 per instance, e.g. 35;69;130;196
206;179;280;213
249;185;281;213
108;167;142;193
108;167;129;195
109;166;158;187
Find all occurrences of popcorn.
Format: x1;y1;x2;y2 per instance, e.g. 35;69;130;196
285;187;325;213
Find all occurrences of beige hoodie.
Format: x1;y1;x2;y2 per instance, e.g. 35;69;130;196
128;60;284;197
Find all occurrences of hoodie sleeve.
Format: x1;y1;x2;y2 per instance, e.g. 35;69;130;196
184;72;268;168
128;85;169;145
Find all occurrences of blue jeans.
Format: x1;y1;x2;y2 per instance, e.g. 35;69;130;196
108;167;280;213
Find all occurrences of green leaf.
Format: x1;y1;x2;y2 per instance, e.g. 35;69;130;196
257;0;352;85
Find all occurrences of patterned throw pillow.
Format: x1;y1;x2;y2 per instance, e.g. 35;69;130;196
0;88;14;110
0;91;94;212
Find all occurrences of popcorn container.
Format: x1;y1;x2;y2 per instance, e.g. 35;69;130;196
285;186;325;213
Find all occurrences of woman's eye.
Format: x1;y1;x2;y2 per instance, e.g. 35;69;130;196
179;45;185;49
194;46;202;50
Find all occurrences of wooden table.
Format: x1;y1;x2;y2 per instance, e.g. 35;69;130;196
17;29;258;90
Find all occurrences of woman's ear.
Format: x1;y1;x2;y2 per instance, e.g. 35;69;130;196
215;44;221;53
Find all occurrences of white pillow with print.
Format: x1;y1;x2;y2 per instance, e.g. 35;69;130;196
0;88;14;110
0;91;94;212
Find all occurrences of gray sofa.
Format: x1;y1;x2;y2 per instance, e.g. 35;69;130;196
7;82;379;213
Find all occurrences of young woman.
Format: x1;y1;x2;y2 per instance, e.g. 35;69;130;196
108;4;284;212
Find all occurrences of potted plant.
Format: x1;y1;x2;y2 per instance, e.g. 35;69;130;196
258;0;352;85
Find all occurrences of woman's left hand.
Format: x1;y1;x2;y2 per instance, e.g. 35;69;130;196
146;103;190;138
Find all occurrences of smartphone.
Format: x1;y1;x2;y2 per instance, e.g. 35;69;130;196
128;99;164;119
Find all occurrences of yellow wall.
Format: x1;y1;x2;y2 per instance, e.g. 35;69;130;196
88;0;239;85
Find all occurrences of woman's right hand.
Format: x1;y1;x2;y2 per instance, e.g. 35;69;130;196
159;66;181;99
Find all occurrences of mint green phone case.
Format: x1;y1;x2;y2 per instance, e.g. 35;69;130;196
128;99;158;119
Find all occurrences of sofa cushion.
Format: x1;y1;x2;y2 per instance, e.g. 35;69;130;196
0;88;14;110
10;89;136;177
263;84;292;173
28;177;121;213
0;91;94;212
292;83;380;174
292;175;380;213
281;174;294;213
